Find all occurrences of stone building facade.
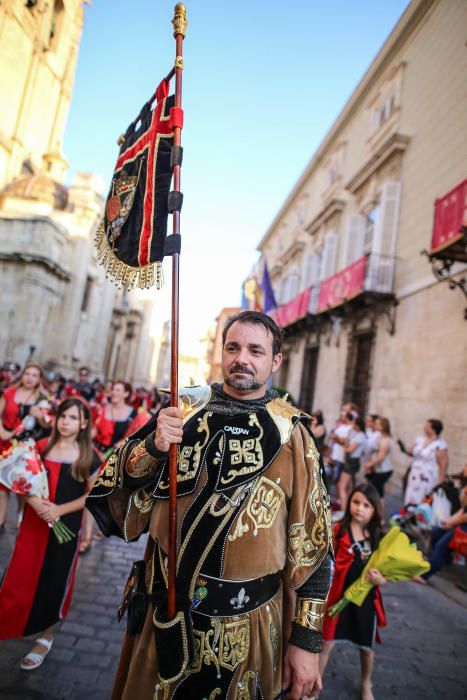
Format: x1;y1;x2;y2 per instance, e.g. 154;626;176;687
0;0;154;384
256;0;467;484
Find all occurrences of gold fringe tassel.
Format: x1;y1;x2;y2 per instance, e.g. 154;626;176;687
94;221;164;291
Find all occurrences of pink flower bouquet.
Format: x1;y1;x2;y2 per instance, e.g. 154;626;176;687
0;439;75;543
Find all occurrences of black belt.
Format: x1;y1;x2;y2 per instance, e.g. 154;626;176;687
191;571;280;617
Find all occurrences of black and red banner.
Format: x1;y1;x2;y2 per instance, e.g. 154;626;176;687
96;79;183;289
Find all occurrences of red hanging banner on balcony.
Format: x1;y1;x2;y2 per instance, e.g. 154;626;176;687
430;178;467;255
269;287;311;328
317;256;366;313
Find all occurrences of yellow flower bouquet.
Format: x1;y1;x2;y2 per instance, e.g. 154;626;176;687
328;526;430;617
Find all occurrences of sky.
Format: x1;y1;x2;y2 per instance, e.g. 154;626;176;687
64;0;409;356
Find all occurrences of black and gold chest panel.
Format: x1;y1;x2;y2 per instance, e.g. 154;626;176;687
152;408;289;500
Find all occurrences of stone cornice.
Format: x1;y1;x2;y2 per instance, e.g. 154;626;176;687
306;199;346;236
282;238;306;266
0;251;71;281
345;132;410;194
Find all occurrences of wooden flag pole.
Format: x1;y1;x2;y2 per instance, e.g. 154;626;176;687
168;3;187;621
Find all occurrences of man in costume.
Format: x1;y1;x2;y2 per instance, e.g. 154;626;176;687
87;311;332;700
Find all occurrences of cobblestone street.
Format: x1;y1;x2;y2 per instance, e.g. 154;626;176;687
0;513;466;700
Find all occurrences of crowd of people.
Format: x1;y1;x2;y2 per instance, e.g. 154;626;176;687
0;361;166;670
0;343;465;699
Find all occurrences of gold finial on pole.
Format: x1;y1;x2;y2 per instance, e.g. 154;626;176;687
172;3;188;38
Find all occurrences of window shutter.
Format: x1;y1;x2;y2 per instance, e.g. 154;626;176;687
372;181;401;257
342;214;366;267
320;231;339;280
310;252;321;285
302;253;314;291
289;266;300;300
368;181;401;292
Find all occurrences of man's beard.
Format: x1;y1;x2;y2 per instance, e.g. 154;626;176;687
224;365;260;393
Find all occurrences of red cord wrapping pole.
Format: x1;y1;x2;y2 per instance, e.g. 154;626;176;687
168;3;187;621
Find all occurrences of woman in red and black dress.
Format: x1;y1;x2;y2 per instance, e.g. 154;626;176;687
80;381;149;553
0;363;48;531
0;398;100;670
92;380;139;459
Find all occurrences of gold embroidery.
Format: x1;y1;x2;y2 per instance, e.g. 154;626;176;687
126;442;157;478
159;410;212;490
192;618;250;676
209;690;222;700
288;523;317;567
179;445;194;472
269;613;279;670
133;488;154;513
307;435;333;559
221;414;264;484
153;682;170;700
93;452;118;489
237;670;256;700
306;437;321;469
266;397;301;444
228;476;285;541
220;619;250;671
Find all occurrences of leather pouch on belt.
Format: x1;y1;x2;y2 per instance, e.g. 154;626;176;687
118;560;148;636
153;592;195;684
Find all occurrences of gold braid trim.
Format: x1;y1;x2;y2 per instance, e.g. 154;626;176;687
95;221;163;290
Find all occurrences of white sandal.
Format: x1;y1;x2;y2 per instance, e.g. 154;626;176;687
20;637;53;671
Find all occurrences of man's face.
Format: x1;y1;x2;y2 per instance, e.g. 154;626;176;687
222;321;282;399
79;370;89;383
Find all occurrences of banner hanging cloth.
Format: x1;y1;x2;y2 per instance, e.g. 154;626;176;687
95;79;179;289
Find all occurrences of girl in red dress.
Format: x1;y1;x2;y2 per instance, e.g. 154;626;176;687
0;398;100;670
316;484;387;700
0;364;48;530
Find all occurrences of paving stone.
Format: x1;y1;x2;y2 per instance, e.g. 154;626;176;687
1;497;467;699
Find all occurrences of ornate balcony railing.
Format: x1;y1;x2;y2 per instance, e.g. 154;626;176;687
317;253;395;313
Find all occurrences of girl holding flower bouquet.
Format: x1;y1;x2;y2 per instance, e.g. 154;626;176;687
314;484;387;700
0;398;100;670
0;363;48;530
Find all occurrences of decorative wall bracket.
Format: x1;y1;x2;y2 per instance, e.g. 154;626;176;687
379;300;398;336
421;248;467;320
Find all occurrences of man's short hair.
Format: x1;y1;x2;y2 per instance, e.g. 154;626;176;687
222;311;284;356
79;366;89;374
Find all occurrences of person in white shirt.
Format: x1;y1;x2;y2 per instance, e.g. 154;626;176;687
337;414;367;512
329;405;353;486
364;414;381;464
364;417;393;508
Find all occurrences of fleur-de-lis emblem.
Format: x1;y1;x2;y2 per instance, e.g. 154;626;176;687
230;587;250;610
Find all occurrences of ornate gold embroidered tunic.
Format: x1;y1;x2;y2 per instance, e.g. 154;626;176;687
87;386;331;700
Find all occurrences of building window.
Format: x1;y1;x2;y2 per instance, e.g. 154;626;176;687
81;276;93;312
320;231;339;280
368;64;404;141
343;330;375;415
364;207;378;254
299;346;319;414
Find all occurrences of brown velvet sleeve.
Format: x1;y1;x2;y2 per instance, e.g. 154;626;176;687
285;422;332;589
